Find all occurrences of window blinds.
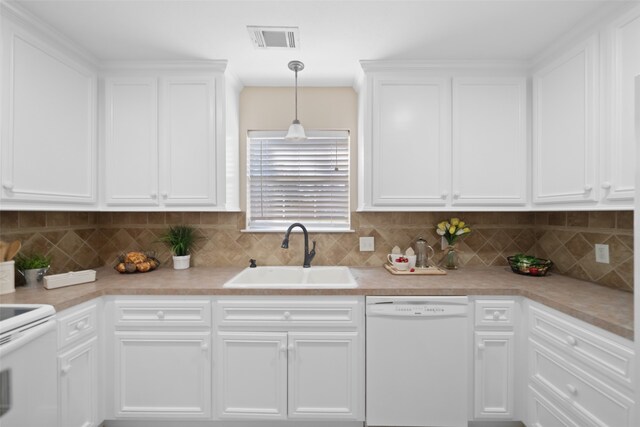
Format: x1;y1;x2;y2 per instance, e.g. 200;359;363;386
247;130;350;231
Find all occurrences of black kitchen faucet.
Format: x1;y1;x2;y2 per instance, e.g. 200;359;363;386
281;223;316;268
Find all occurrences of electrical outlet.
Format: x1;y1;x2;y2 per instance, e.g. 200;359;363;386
359;236;374;252
595;244;610;264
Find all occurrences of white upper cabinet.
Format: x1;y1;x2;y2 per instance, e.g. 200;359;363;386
104;78;159;206
0;7;97;209
369;73;450;208
160;75;218;206
102;66;226;210
358;64;527;211
601;7;640;203
452;77;527;206
532;37;599;206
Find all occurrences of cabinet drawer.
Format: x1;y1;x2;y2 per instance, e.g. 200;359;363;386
215;299;361;328
528;383;590;427
529;338;634;427
475;299;515;328
57;302;98;349
528;303;634;387
114;299;211;327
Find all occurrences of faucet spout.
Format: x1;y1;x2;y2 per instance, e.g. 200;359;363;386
281;223;316;268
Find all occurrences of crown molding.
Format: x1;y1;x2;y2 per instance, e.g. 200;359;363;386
531;1;639;69
359;59;530;73
1;0;99;68
99;60;228;73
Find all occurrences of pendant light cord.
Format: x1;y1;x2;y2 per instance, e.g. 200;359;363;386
294;68;299;122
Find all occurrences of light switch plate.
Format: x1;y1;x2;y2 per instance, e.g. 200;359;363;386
595;244;610;264
359;236;374;252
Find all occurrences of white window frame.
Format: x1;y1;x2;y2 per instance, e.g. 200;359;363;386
245;130;351;232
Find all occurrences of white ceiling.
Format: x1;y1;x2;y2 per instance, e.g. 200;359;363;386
13;0;632;86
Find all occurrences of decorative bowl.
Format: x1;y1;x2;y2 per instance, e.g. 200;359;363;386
507;255;553;277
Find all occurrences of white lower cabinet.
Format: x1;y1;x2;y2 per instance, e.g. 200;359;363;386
213;297;365;422
474;331;515;419
58;336;99;427
216;332;288;419
108;298;212;420
287;332;360;419
113;331;211;418
56;301;100;427
528;383;590;427
64;294;633;427
472;299;517;421
526;300;635;427
216;331;360;420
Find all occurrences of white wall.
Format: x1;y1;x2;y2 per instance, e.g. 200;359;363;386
238;87;358;211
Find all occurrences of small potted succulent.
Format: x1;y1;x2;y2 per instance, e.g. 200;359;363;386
14;252;51;286
159;225;200;270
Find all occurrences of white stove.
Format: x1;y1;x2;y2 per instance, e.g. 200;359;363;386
0;304;57;425
0;304;55;336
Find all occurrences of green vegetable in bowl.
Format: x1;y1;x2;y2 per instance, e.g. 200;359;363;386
511;253;546;265
507;254;553;276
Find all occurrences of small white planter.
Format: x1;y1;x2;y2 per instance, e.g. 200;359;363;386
172;255;191;270
19;266;49;286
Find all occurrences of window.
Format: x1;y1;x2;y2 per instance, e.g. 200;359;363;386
247;130;350;231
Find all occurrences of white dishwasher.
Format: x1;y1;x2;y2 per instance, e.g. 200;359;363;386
366;296;468;427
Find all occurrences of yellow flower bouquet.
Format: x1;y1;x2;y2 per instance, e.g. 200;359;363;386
436;218;471;245
436;218;471;269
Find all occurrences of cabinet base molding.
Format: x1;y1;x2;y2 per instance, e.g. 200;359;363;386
103;421;363;427
468;423;525;427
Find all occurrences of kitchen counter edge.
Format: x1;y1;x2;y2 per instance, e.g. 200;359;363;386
0;266;632;340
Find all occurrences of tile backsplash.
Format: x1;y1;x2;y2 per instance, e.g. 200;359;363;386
0;210;633;292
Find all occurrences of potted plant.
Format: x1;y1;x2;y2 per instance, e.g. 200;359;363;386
159;225;200;270
14;252;51;286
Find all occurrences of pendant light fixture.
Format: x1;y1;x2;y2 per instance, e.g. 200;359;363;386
285;60;306;141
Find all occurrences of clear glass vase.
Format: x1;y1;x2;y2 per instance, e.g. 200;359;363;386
443;245;459;270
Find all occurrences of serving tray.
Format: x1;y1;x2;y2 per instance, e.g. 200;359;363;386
384;263;447;275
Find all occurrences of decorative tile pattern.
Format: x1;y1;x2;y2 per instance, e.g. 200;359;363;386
534;211;633;292
0;210;633;292
0;212;101;278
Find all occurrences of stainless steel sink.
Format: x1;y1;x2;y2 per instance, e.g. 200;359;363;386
223;266;357;289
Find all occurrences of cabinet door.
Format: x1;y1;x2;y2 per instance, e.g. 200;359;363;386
104;77;159;206
370;74;450;207
215;331;287;420
452;78;527;206
113;331;211;418
1;22;97;206
160;75;218;206
474;331;515;419
59;337;99;427
288;332;362;420
601;8;640;202
532;37;599;205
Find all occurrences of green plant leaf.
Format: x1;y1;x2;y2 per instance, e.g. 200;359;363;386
159;225;200;256
14;252;51;270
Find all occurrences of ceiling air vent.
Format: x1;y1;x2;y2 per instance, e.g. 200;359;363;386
247;26;299;49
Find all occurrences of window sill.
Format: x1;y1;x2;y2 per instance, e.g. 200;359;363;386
241;228;355;234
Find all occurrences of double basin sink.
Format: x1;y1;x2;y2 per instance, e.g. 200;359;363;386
223;266;357;289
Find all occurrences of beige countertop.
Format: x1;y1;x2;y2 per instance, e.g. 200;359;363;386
0;266;633;340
